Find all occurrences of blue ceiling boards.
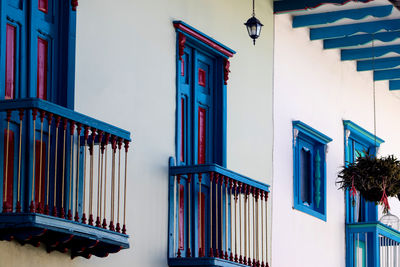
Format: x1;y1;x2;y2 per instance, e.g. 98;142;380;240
274;0;400;91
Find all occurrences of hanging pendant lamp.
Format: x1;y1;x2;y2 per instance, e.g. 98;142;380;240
244;0;263;45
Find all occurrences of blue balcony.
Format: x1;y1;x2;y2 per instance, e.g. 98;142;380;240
346;222;400;267
168;159;271;267
0;98;131;259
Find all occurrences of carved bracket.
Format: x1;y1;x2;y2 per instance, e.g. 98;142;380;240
293;128;299;147
178;33;186;61
345;129;351;147
71;0;78;11
224;59;230;85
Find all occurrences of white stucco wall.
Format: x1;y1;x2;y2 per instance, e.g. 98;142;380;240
0;1;274;266
273;13;400;267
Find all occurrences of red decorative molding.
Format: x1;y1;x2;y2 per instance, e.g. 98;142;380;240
178;33;186;61
71;0;78;11
198;68;206;87
224;59;230;85
39;0;48;13
174;22;234;58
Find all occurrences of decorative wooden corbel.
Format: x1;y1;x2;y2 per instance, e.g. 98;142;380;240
293;128;299;146
224;59;230;85
178;33;186;61
71;0;78;11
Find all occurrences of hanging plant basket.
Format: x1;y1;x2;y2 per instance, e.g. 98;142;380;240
337;152;400;212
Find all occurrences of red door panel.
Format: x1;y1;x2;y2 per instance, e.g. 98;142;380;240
5;24;16;100
37;38;48;100
198;108;206;164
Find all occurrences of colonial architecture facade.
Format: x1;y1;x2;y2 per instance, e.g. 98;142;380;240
2;0;400;267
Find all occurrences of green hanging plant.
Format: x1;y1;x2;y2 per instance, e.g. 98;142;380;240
337;151;400;213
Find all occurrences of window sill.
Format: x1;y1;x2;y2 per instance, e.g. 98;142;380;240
293;203;326;221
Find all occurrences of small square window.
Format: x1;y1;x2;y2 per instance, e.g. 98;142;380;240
293;121;332;221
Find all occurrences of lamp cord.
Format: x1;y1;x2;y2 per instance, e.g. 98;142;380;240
252;0;255;16
372;35;377;149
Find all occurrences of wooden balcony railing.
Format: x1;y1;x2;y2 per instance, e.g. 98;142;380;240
347;222;400;267
168;158;271;267
0;98;131;258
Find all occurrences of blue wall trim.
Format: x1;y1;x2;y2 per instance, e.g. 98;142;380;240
343;120;384;146
292;121;333;144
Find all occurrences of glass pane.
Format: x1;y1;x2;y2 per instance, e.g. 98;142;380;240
300;148;312;205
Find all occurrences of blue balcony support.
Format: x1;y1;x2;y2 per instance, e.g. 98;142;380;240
293;5;393;28
274;0;373;14
324;31;400;50
310;19;400;40
341;44;400;61
357;57;400;71
374;68;400;81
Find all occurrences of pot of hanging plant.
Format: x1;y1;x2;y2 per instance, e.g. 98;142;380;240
337;152;400;213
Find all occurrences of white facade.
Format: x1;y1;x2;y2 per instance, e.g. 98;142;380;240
0;0;274;266
273;6;400;267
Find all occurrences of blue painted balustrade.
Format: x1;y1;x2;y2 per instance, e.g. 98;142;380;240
168;158;271;267
346;222;400;267
0;98;131;259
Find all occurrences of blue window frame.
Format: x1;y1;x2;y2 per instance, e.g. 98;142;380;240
343;120;384;267
293;121;332;221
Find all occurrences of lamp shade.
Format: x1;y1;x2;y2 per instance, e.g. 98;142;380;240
245;16;263;45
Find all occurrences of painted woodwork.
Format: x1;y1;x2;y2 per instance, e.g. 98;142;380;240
311;19;400;41
293;5;393;28
342;44;400;61
37;38;48;100
34;140;46;209
198;69;206;87
358;56;400;72
5;24;16;100
274;0;374;14
314;150;321;208
173;21;236;58
374;68;400;81
389;80;400;90
180;98;185;163
198;192;205;254
3;129;14;210
223;59;230;85
38;0;48;13
198;108;206;165
179;184;184;250
293;121;331;221
71;0;79;11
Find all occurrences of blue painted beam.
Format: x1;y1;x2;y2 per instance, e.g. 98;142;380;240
293;5;393;28
341;44;400;61
389;80;400;90
310;19;400;40
374;68;400;81
274;0;373;14
357;57;400;71
324;31;400;49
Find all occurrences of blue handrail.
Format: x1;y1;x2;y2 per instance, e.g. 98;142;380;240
0;98;131;141
169;163;270;192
